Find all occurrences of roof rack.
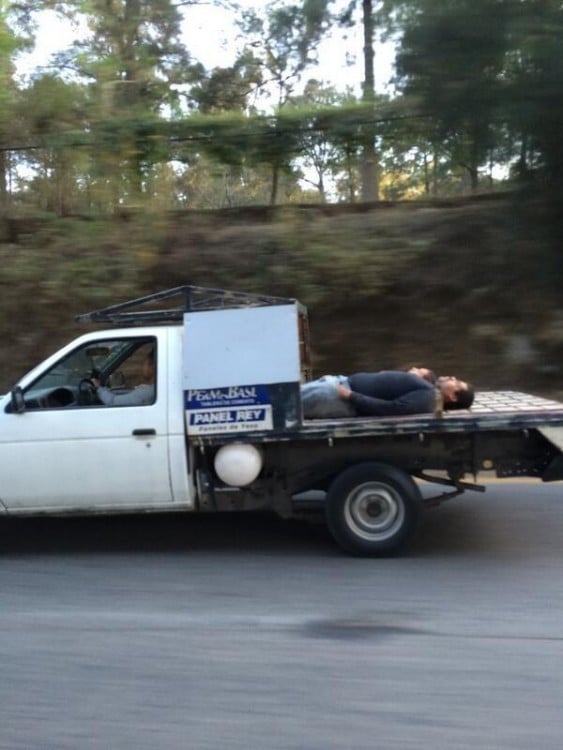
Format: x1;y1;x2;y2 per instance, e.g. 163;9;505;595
76;285;303;325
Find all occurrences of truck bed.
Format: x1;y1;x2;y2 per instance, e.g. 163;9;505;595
299;390;563;439
191;391;563;445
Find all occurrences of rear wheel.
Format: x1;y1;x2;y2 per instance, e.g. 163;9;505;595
325;462;422;556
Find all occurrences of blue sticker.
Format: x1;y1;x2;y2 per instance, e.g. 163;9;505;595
185;385;273;434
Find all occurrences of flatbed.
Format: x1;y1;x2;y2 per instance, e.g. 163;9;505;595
190;391;563;445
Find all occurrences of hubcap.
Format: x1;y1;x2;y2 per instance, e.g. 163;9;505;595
344;481;405;541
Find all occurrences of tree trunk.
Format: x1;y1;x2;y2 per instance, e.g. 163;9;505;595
270;163;279;205
423;151;430;196
0;150;7;212
318;174;326;203
345;151;356;202
360;0;378;202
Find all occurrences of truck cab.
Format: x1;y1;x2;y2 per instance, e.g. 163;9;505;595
0;324;192;514
0;285;308;518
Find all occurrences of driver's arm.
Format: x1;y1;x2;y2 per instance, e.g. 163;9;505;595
93;381;154;406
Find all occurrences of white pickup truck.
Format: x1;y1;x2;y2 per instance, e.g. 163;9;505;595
2;285;563;556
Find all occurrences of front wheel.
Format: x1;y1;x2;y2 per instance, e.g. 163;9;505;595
325;462;422;557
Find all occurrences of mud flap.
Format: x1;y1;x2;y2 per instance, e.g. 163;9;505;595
542;455;563;482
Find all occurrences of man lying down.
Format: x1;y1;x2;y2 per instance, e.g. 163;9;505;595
301;369;474;419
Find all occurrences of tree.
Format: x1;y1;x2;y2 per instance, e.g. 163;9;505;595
359;0;378;200
42;0;201;206
17;75;88;214
290;80;351;202
332;0;393;200
236;0;332;203
190;49;264;115
394;0;513;193
506;3;563;187
237;1;332;107
0;0;33;211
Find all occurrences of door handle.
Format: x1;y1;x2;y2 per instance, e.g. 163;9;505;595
132;428;156;436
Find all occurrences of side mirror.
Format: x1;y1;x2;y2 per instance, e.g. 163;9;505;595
10;386;26;414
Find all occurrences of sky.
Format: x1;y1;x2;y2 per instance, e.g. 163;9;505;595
15;3;396;96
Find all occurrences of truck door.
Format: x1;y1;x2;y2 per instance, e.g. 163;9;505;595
0;333;175;513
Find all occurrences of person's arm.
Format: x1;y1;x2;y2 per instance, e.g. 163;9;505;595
94;383;154;406
338;383;435;416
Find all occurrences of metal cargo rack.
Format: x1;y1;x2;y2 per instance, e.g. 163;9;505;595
76;285;307;326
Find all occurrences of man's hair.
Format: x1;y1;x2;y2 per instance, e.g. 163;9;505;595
445;383;475;411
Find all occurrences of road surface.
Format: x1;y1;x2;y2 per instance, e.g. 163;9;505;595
1;481;563;749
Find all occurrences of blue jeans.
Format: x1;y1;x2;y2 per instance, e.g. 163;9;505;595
301;375;356;419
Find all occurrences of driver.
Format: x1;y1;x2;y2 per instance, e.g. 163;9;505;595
91;349;156;406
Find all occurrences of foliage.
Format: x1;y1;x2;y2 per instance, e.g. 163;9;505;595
237;0;332;106
394;0;513;191
2;0;563;218
504;1;563;200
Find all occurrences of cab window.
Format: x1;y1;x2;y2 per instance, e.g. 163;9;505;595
20;338;156;410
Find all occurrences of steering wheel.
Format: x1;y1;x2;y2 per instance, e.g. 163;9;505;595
78;378;98;406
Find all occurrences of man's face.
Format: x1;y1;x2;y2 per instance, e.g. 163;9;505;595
143;356;155;382
437;375;468;404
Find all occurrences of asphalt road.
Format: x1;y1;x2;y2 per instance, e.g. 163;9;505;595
2;481;563;750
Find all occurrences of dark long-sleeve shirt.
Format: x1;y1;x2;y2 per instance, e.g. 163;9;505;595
347;371;436;416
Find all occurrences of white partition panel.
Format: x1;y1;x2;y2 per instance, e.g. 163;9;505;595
183;304;301;435
183;304;300;389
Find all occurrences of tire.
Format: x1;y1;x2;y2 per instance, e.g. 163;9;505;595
325;462;422;557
